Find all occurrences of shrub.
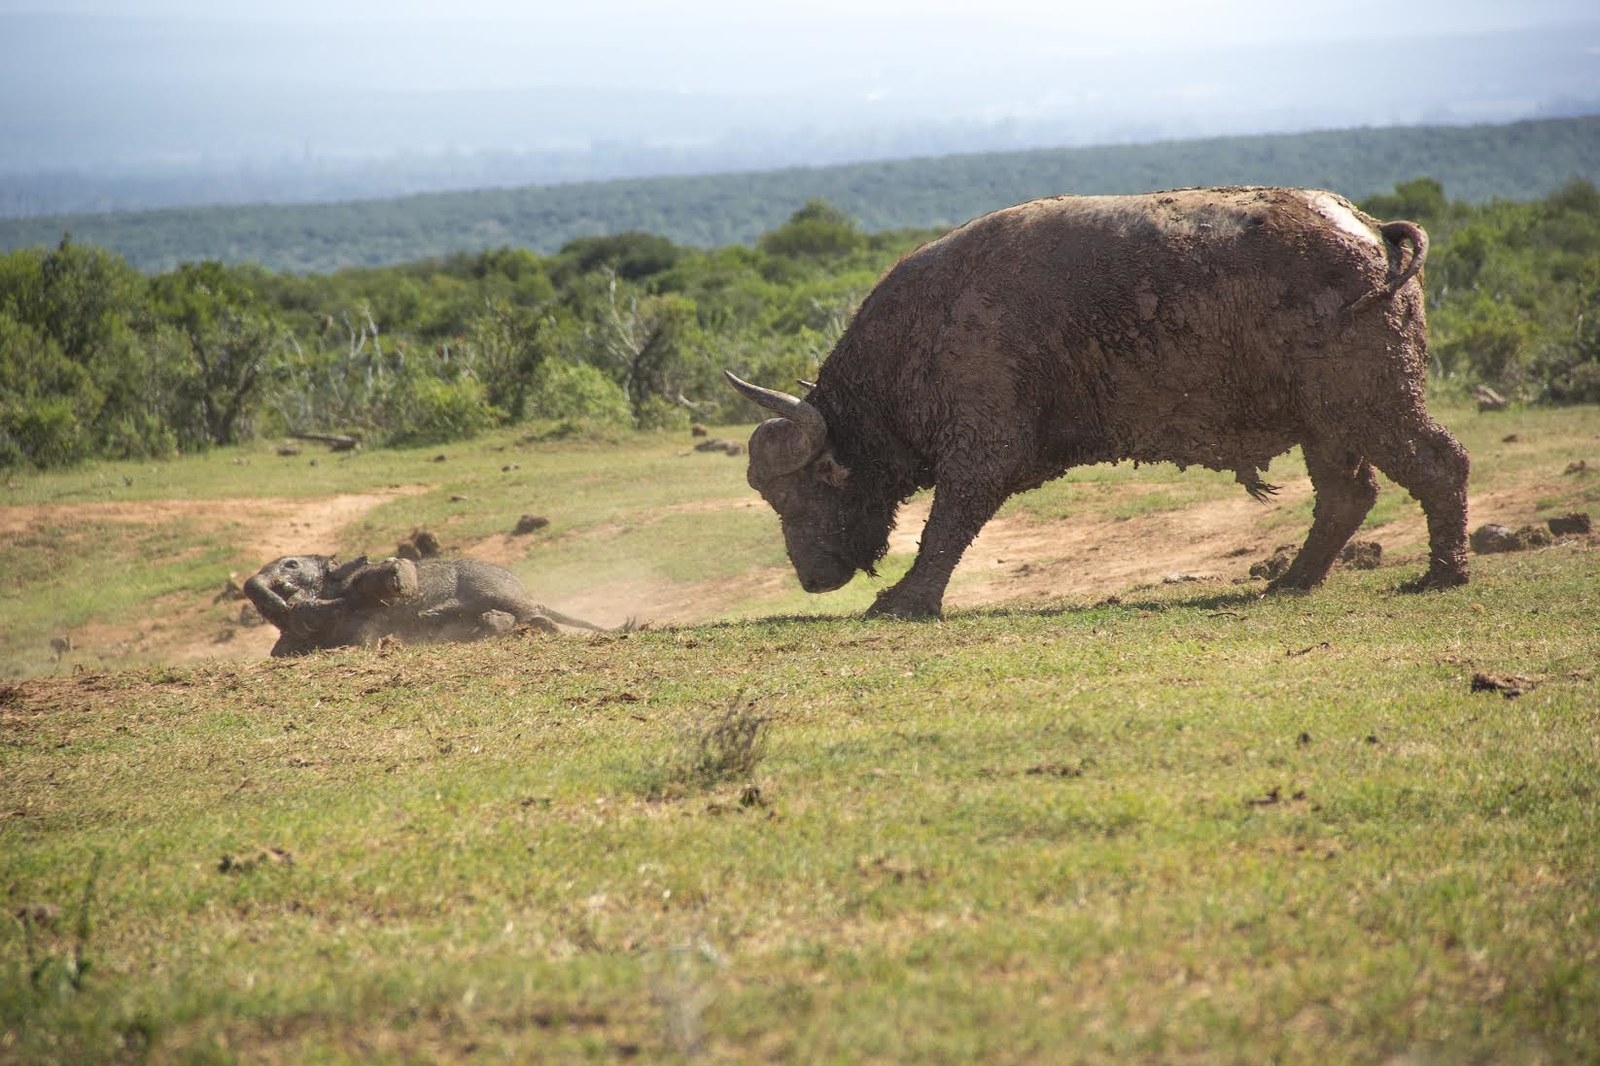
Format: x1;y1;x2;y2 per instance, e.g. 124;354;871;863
384;373;495;446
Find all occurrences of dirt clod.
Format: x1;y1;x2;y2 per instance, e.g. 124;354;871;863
12;902;62;926
1471;672;1536;698
1249;546;1296;581
513;514;551;535
1547;512;1592;536
1470;523;1554;554
218;846;295;874
396;529;442;560
1338;539;1383;569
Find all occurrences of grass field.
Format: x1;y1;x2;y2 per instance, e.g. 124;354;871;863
3;401;1599;1063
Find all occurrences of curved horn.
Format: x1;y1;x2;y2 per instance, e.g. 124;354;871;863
723;370;829;451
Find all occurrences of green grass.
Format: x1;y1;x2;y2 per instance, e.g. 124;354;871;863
3;552;1599;1063
3;403;1600;1062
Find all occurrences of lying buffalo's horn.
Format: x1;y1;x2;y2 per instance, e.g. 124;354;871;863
724;369;830;477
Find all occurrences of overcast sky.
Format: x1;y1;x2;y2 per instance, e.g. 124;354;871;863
2;0;1592;92
1;0;1596;181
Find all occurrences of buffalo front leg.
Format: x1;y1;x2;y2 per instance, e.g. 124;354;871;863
1267;442;1379;593
866;481;1005;620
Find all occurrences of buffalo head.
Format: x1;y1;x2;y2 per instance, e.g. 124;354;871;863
243;554;370;622
724;370;892;592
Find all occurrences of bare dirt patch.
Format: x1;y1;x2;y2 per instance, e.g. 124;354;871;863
10;489;426;669
2;490;425;565
12;471;1582;672
892;482;1323;608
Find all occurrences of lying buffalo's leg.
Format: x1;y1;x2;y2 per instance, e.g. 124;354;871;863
868;478;1006;620
1268;441;1379;593
1367;417;1471;591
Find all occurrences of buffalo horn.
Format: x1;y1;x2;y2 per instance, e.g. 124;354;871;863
723;371;830;478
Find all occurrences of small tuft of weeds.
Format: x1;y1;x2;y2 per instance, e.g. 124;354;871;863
647;938;728;1058
636;698;770;800
17;852;102;1000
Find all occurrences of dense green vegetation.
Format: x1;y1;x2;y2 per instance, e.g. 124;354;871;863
3;177;1599;472
0;116;1597;274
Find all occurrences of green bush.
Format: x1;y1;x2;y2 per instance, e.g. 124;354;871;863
384;373;495;446
525;360;632;425
0;396;87;468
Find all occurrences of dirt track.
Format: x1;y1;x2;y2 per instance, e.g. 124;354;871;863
5;472;1561;672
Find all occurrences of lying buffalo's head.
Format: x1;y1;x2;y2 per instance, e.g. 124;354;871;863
243;554;369;621
725;371;892;593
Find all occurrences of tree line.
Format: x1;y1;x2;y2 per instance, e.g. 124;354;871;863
2;180;1598;471
1;116;1597;275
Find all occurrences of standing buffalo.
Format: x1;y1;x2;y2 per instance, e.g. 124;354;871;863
727;186;1469;619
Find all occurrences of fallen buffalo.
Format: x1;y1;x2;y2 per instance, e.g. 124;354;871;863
244;554;623;656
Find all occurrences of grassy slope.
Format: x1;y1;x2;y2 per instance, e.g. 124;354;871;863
3;403;1600;1063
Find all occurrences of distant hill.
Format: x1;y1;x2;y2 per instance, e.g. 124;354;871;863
3;116;1597;274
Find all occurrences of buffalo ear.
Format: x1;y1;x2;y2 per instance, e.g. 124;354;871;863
329;556;369;583
815;454;851;488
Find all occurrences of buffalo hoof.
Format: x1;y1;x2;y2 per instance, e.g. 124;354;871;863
1398;567;1469;593
864;591;943;621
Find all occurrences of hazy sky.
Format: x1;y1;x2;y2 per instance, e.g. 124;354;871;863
1;0;1596;178
7;0;1597;45
6;0;1595;94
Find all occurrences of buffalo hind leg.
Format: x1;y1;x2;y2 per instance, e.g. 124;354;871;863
867;480;1006;620
1267;442;1379;593
1367;418;1471;591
